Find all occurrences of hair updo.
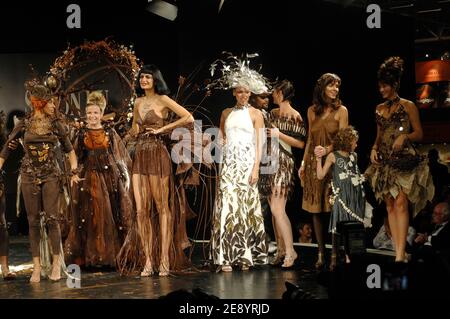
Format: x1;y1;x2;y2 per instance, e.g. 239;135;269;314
86;91;107;113
378;56;404;90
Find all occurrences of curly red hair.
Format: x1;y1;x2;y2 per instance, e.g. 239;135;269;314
332;126;359;152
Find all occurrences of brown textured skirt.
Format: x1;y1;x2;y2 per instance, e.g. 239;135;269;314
259;146;295;199
132;135;172;176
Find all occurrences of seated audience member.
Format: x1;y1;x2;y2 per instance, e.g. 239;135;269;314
298;222;313;244
373;217;416;251
414;202;450;254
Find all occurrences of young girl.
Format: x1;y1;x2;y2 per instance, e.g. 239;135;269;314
316;126;370;270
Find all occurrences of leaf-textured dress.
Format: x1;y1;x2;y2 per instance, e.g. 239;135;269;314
210;106;268;267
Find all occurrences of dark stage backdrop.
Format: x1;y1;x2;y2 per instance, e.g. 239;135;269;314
0;0;415;239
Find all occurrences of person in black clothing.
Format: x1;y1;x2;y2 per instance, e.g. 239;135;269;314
428;149;450;202
0;110;16;280
414;202;450;254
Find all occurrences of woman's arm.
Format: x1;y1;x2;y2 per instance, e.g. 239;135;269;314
249;108;264;185
157;95;194;133
298;107;313;181
278;132;305;148
130;100;141;137
370;107;383;164
218;108;231;146
55;120;81;186
301;107;314;164
316;152;335;180
392;101;423;152
252;108;264;169
0;120;25;169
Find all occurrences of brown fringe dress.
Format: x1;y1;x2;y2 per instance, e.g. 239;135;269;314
302;107;340;213
259;109;306;199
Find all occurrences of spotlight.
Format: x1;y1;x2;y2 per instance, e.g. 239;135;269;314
425;53;429;58
146;0;178;21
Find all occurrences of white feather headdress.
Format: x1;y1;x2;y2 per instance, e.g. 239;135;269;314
207;52;271;94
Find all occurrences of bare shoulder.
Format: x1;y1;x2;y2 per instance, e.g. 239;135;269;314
307;105;316;118
337;105;348;115
221;107;233;118
135;96;146;103
249;106;261;112
375;102;385;112
159;94;172;102
401;98;417;111
327;152;336;163
292;109;303;121
249;106;263;117
222;107;233;114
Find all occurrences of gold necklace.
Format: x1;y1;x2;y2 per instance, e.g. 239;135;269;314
29;116;52;135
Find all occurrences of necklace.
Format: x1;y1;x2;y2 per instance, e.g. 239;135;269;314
29;115;52;135
386;95;400;108
234;103;248;110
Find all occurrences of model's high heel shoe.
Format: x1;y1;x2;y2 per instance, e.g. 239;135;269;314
29;268;41;283
270;251;286;266
140;261;154;277
282;251;298;268
1;265;16;281
315;252;325;270
159;258;170;277
221;264;233;272
329;254;337;271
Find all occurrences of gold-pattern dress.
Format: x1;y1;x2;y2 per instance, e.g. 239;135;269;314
365;103;434;216
210;105;268;267
302;107;340;213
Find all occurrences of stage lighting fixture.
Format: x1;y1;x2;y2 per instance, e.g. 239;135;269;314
146;0;178;21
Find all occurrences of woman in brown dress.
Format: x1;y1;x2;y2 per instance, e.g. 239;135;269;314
0;79;80;282
64;91;133;268
128;65;194;276
299;73;348;269
366;57;434;262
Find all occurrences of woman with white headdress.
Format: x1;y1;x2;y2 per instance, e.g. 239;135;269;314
209;53;269;272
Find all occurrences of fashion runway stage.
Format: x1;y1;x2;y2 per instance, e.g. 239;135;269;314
1;237;411;299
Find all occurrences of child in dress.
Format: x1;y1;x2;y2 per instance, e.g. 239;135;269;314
316;126;371;270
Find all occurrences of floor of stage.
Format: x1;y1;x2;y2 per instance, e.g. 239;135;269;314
1;236;396;299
